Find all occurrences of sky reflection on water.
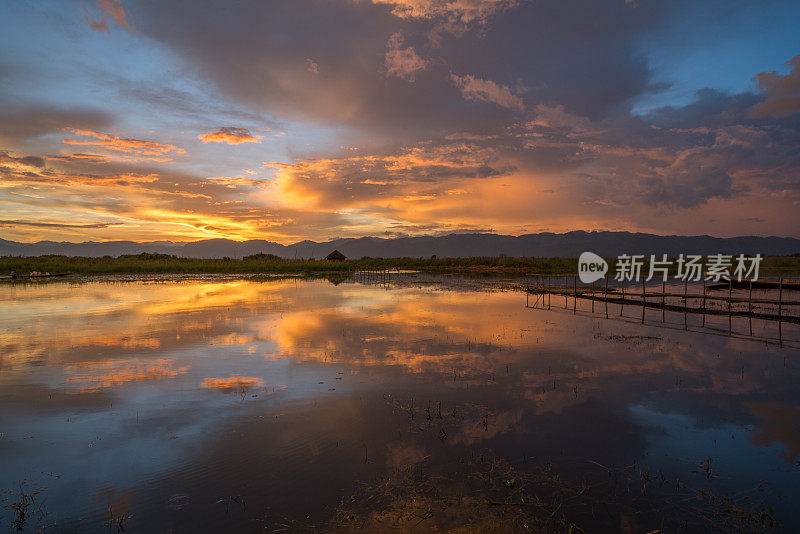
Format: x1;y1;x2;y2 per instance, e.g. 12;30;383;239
1;278;798;531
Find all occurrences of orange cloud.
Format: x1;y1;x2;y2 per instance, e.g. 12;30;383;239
206;176;272;189
267;140;511;211
372;0;518;24
62;129;185;160
83;0;131;32
0;149;300;242
201;376;265;391
751;55;800;118
65;358;188;391
198;127;263;145
47;153;112;163
384;33;428;82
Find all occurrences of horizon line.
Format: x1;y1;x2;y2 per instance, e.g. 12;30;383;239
3;229;800;246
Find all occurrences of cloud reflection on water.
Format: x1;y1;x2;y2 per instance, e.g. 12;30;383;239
0;278;798;530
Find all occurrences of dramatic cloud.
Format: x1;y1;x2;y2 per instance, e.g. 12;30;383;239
641;148;735;208
270;141;511;210
198;127;263;145
0;106;113;145
0;151;45;170
751;55;800;118
526;104;592;133
129;0;656;137
1;0;799;242
384;33;429;82
370;0;520;25
62;129;185;160
450;74;525;111
0;146;362;242
0;219;123;229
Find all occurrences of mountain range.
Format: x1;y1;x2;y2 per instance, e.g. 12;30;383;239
2;231;799;259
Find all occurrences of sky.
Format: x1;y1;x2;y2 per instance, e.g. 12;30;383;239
0;0;799;244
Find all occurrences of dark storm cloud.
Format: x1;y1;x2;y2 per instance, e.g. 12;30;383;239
3;0;799;240
130;0;661;138
96;0;800;222
751;55;800;118
0;151;45;169
640;149;735;208
632;89;800;206
0;105;114;144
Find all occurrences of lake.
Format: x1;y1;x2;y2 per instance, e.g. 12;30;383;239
1;277;798;532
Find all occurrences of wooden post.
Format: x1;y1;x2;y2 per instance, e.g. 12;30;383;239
728;279;732;313
591;281;595;313
728;278;732;336
728;278;732;337
620;280;625;316
573;275;577;314
641;281;646;324
684;279;688;330
604;276;609;318
548;276;551;309
748;279;753;314
702;277;707;309
779;278;783;346
662;280;666;322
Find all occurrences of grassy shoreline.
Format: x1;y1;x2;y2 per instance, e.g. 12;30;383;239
2;253;800;277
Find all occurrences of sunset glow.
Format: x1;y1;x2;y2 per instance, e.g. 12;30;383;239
1;1;799;243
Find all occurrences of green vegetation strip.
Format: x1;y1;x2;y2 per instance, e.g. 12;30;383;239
1;253;799;276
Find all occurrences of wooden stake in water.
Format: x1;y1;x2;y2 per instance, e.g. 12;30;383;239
684;279;688;330
701;276;707;328
702;277;707;309
728;278;732;336
604;277;609;318
573;275;577;314
779;278;783;347
641;281;646;324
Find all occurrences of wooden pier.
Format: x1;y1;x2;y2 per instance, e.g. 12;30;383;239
525;274;800;346
352;269;393;286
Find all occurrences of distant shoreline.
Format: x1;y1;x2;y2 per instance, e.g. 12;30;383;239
2;254;800;277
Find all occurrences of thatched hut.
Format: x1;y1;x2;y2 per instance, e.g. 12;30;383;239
324;250;347;261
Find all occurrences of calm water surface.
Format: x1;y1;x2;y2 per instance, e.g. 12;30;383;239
1;278;799;532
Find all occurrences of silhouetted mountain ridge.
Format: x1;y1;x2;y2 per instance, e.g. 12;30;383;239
1;231;798;258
